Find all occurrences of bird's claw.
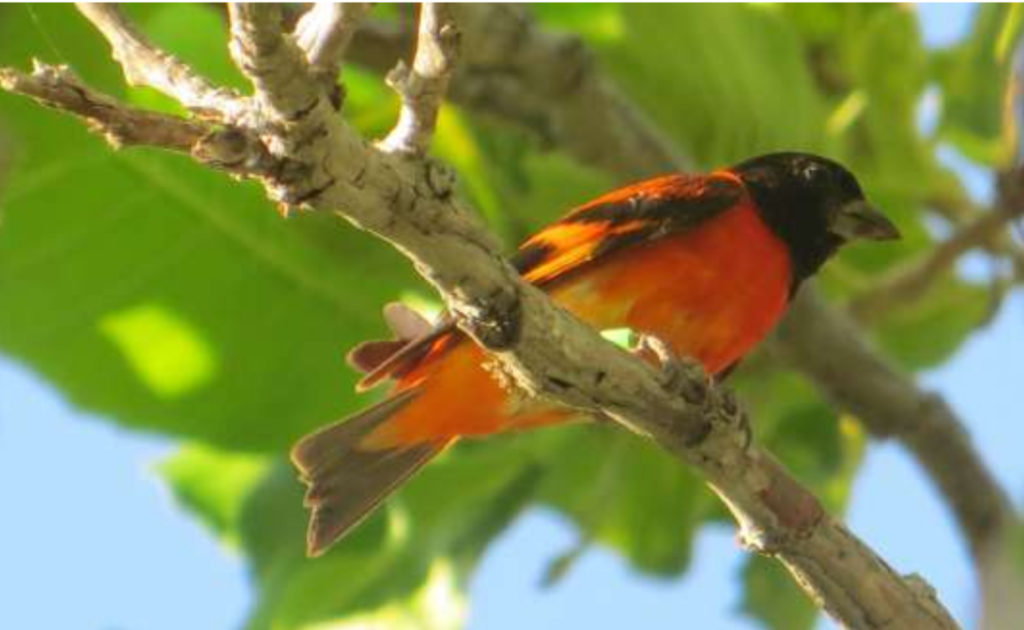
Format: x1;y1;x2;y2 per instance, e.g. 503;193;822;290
634;334;752;451
715;388;752;450
633;335;707;405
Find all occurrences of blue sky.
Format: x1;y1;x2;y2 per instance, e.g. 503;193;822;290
1;4;1019;630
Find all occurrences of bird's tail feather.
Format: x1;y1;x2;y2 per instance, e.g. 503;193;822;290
290;389;449;556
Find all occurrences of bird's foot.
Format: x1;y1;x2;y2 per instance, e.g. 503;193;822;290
633;334;707;405
633;335;752;450
713;387;752;451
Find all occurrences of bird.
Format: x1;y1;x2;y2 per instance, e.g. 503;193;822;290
291;151;899;557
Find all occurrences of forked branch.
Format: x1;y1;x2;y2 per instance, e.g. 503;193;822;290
76;2;249;122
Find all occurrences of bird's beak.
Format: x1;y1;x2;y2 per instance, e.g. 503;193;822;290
831;200;900;241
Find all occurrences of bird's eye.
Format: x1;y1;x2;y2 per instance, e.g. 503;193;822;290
802;163;824;182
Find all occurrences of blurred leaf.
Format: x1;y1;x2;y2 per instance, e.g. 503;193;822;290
849;6;931;181
238;438;543;630
874;275;989;370
159;443;270;547
442;114;616;245
934;4;1017;166
736;369;867;512
535;3;827;168
995;4;1024;63
741;555;817;630
297;560;467;630
539;425;709;576
0;134;419;450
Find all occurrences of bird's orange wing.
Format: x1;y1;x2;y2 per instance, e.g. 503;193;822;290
513;173;743;285
354;172;744;390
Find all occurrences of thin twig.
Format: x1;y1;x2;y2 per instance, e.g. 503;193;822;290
0;61;281;178
75;3;248;123
380;3;460;156
0;61;208;151
294;2;372;81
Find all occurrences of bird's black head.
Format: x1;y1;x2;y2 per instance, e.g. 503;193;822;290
731;152;899;285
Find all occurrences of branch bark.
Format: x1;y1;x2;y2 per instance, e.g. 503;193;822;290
0;5;967;629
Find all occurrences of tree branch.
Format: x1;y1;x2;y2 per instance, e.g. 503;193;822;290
380;3;460;156
0;61;208;151
0;6;966;629
928;186;1024;280
76;2;249;123
227;3;322;123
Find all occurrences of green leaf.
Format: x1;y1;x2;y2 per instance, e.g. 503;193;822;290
238;438;543;630
995;4;1024;63
933;4;1017;167
735;368;867;512
848;6;931;181
0;5;431;451
534;4;828;168
874;275;990;370
741;555;817;630
0;138;422;450
294;559;468;630
159;443;271;547
539;425;710;576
